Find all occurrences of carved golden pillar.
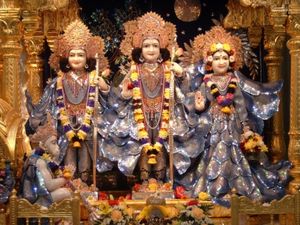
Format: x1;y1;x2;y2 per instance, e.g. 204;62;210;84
287;3;300;191
23;10;44;104
0;8;22;113
263;8;288;162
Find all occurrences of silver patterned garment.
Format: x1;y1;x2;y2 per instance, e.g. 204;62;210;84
25;75;113;174
98;63;207;178
177;70;291;207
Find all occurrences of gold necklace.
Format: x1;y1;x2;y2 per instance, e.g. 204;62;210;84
142;62;159;73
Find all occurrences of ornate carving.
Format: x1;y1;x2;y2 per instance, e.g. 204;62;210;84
287;9;300;190
224;0;267;29
239;0;271;8
248;26;263;48
9;189;81;225
24;38;44;104
263;23;287;162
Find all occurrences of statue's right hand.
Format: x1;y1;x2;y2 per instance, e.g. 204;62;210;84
121;77;133;99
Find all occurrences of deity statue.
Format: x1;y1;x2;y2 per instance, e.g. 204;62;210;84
25;20;110;182
19;116;73;207
98;12;205;183
178;26;291;206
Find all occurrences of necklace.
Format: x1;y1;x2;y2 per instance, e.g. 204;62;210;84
63;74;88;105
142;62;159;73
56;70;97;146
139;65;163;98
204;73;237;114
210;74;231;92
130;61;171;164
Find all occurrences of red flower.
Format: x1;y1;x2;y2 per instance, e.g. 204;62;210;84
98;192;108;200
127;82;134;90
108;199;119;206
187;200;199;206
175;186;187;199
133;183;141;192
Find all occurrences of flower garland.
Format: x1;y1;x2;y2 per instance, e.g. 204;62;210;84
56;71;97;148
130;62;171;164
204;74;237;114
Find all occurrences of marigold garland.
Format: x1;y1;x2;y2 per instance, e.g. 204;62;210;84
56;71;97;147
130;62;171;164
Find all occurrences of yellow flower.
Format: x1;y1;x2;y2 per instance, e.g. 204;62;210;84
260;144;268;152
223;43;231;52
41;153;51;161
244;138;255;150
77;130;87;140
133;88;141;97
130;72;139;81
198;192;210;201
66;130;75;140
210;43;217;52
221;106;232;114
134;114;144;121
125;207;134;217
165;72;171;80
164;89;170;99
148;183;158;191
97;201;111;215
138;130;148;139
159;130;169;139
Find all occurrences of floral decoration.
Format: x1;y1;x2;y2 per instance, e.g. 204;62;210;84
130;62;171;164
240;130;268;154
56;70;97;147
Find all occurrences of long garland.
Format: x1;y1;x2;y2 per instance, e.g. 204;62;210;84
130;62;171;164
56;70;97;147
204;74;237;114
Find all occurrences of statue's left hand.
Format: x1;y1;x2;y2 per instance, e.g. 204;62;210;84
170;62;183;77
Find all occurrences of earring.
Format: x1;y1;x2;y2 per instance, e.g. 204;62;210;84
157;54;163;63
66;64;70;69
85;64;89;69
139;55;145;63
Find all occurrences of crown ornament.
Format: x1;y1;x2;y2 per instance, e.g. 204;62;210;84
49;19;108;71
120;12;177;57
30;113;57;145
192;26;243;70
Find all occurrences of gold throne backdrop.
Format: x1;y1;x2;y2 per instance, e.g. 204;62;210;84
0;0;299;192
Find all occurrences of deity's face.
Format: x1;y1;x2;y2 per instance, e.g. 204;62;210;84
44;136;60;160
141;38;160;63
211;50;230;75
68;49;87;71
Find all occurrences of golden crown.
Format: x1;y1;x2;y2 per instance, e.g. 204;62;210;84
49;19;108;71
120;12;177;57
192;26;243;70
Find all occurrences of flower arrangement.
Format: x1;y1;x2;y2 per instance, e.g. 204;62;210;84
240;130;268;154
171;200;214;225
136;199;214;225
86;195;135;225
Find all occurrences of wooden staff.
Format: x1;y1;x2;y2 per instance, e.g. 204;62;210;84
168;39;176;186
93;53;100;190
